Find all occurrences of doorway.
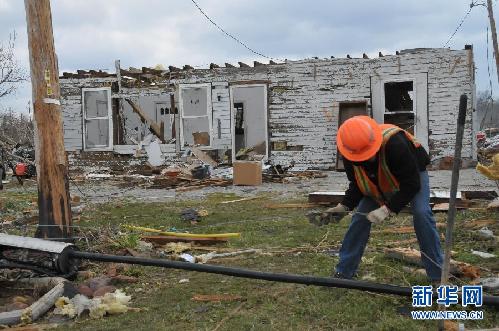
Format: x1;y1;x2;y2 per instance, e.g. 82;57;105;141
336;101;368;170
371;73;428;151
229;84;268;161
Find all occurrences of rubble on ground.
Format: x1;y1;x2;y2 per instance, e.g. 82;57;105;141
477;129;499;163
384;247;481;280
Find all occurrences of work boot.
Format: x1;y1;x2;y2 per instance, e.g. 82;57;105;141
331;271;351;279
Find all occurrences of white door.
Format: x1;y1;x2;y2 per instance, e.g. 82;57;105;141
178;83;212;148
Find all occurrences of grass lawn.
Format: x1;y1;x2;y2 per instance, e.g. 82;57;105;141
1;189;498;330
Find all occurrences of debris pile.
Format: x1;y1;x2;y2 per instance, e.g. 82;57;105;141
477;128;499;163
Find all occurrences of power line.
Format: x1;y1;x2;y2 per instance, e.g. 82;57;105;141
189;0;279;61
443;1;481;47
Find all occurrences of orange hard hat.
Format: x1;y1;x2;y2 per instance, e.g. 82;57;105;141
337;116;382;162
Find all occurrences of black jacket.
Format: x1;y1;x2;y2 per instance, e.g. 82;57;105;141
341;131;430;213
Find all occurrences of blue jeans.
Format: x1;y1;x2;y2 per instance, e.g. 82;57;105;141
335;171;443;281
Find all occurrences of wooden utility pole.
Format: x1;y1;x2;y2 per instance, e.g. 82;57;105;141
25;0;72;239
487;0;499;84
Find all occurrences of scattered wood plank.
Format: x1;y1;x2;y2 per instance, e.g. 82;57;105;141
191;147;218;168
487;199;499;211
461;190;498;200
308;191;344;204
126;225;240;238
191;294;243;302
384;238;418;248
0;280;66;326
432;203;468;212
196;249;261;264
125;248;143;257
176;179;232;192
429;190;462;203
141;235;228;245
385;247;480;280
373;223;446;234
219;196;259;204
264;203;324;209
463;219;496;229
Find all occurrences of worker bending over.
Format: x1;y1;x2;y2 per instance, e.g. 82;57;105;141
327;116;443;283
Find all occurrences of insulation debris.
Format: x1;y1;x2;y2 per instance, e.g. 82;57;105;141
476;153;499;180
54;289;132;319
162;242;193;254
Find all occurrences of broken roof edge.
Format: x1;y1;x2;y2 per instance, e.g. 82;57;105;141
60;45;473;79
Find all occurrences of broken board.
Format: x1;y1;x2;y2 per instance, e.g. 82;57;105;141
309;190;474;205
191;147;218;168
141;236;228;245
308;191;345;204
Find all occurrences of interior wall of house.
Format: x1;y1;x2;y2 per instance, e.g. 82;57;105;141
122;94;171;144
232;85;267;152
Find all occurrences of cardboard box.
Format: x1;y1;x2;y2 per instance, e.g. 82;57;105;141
233;161;262;186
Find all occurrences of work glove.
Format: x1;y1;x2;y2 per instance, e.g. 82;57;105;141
308;203;349;226
366;205;391;224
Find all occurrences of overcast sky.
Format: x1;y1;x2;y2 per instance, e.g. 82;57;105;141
0;0;497;114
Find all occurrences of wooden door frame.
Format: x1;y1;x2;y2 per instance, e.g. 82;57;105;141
229;83;268;162
370;73;429;151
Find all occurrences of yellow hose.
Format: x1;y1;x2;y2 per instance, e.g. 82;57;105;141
124;225;241;238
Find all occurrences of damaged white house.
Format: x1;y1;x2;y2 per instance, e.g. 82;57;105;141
59;46;476;173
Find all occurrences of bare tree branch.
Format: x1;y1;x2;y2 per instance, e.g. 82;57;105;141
0;31;28;101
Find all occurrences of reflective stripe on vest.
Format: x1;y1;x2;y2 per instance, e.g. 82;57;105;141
353;125;421;205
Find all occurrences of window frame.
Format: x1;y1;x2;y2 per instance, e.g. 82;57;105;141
382;78;416;114
178;83;212;149
382;78;417;114
82;87;113;151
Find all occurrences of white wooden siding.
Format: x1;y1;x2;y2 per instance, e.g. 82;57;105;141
60;48;475;170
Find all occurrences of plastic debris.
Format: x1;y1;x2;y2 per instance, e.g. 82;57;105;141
179;278;190;284
179;253;195;263
471;250;496;259
476;227;495;240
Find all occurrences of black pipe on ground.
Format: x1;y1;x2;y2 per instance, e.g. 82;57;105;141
70;251;499;307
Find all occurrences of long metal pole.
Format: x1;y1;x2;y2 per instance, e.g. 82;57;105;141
70;250;499;306
440;94;467;285
438;95;468;331
487;0;499;84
